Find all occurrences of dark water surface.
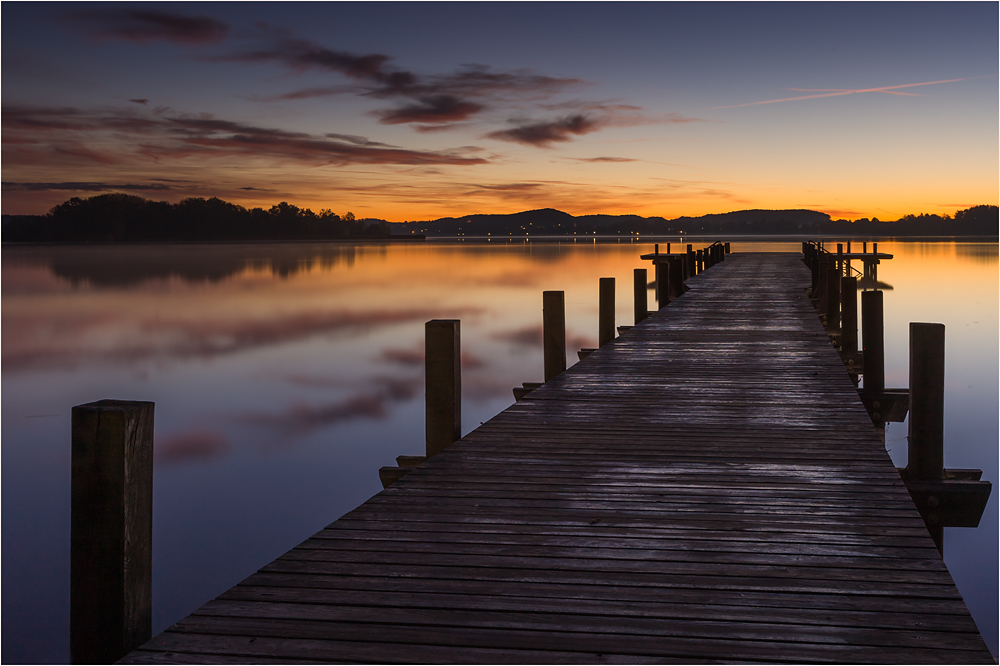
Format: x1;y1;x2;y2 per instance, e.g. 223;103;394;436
2;239;996;662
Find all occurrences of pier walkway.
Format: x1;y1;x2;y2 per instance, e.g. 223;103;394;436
123;252;992;664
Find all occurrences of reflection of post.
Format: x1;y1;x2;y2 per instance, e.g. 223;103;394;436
543;291;566;382
908;323;945;480
861;291;885;398
841;276;858;352
71;400;153;665
599;277;615;346
633;268;647;324
425;320;461;458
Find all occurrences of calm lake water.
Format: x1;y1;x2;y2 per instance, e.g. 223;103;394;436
2;238;997;662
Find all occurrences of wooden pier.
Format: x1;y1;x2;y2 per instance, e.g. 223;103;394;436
121;252;992;664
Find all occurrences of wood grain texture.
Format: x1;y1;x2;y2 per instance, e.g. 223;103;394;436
120;253;992;664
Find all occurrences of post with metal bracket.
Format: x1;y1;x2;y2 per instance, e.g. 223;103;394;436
543;291;566;382
633;268;647;324
71;400;153;665
899;322;991;554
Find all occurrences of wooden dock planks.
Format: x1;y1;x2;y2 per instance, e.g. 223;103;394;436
121;252;993;664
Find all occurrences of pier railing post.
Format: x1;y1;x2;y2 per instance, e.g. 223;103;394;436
826;267;841;332
841;276;858;352
861;291;885;397
71;400;153;665
633;268;647;324
425;320;461;458
543;291;566;382
599;277;615;346
907;323;945;480
656;261;669;309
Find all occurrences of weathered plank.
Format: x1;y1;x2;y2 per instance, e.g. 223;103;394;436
120;253;993;664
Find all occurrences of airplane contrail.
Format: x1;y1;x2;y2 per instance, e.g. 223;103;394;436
711;77;970;110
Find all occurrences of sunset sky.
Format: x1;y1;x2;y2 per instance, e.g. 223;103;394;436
3;2;997;221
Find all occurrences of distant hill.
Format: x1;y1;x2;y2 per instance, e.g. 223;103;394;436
396;205;996;237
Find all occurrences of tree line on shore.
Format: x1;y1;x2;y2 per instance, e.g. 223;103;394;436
1;193;996;243
1;194;392;243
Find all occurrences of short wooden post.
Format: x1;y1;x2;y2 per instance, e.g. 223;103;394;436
826;267;841;331
425;320;461;458
669;256;684;299
724;242;730;254
633;268;647;324
908;323;945;480
543;291;566;382
71;400;153;665
861;290;885;397
696;249;703;273
686;244;694;279
841;276;858;352
656;261;669;309
599;277;615;346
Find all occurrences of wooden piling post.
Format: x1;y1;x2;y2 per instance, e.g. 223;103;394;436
686;244;694;279
724;242;730;254
425;320;461;458
543;291;566;382
71;400;153;665
696;249;703;273
669;256;684;299
826;267;841;331
599;277;615;346
633;268;647;324
908;323;945;480
861;291;885;397
841;276;858;352
656;261;670;309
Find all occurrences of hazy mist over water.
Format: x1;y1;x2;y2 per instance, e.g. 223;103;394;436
2;239;996;662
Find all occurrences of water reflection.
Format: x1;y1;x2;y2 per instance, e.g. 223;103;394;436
1;239;996;662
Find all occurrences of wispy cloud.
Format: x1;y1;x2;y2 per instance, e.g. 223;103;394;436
70;8;228;45
712;78;971;109
2;104;488;168
2;181;174;192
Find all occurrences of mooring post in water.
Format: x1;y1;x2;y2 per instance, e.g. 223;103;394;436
71;400;153;665
841;276;858;352
817;256;830;314
686;244;694;279
633;268;647;324
543;291;566;382
696;249;704;273
826;267;841;332
861;290;885;398
656;260;670;309
907;323;945;481
599;277;615;346
669;256;685;298
425;320;461;458
724;242;730;254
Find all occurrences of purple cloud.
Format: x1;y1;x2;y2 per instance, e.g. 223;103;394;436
486;114;600;147
156;430;230;464
374;95;484;125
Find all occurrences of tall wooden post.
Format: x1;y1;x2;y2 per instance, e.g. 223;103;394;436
841;276;858;352
71;400;153;665
633;268;647;324
425;320;461;458
826;267;841;331
908;323;945;480
656;261;670;309
686;244;694;279
696;249;704;273
817;257;830;313
543;291;566;382
599;277;615;346
724;242;730;254
669;257;684;299
861;291;885;397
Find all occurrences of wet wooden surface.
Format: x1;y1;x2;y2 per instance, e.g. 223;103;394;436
121;253;992;664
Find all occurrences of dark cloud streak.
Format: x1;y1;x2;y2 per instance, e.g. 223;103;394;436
71;8;229;45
